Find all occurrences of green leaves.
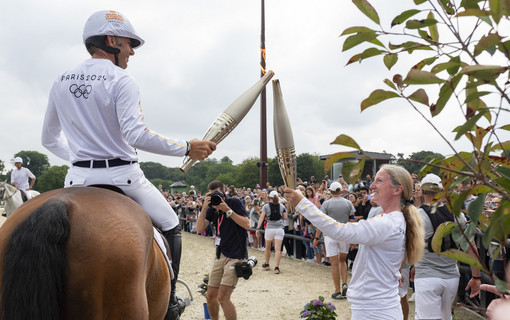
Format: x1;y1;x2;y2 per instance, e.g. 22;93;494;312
440;249;485;270
474;33;501;56
406;19;438;29
431;74;461;117
341;26;377;36
343;31;379;51
325;135;365;183
431;221;456;254
407;89;429;106
383;53;398;70
346;48;386;65
403;69;445;85
361;89;400;111
489;0;510;23
428;12;439;41
460;65;508;82
336;0;510;287
330;134;361;150
453;111;487;140
352;0;380;25
391;9;421;26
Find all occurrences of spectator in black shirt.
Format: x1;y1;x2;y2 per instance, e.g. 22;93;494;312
354;186;372;220
196;180;250;320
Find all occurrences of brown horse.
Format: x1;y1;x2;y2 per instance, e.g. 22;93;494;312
0;187;171;320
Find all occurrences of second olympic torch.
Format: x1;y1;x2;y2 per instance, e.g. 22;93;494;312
272;79;297;203
180;70;275;172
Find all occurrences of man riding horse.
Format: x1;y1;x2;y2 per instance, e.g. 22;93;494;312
11;157;36;201
41;10;216;319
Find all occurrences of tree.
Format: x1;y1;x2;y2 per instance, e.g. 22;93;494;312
327;0;510;291
0;159;5;181
267;157;284;188
296;153;324;184
139;162;170;180
397;151;444;175
235;157;261;189
37;165;68;192
14;151;50;178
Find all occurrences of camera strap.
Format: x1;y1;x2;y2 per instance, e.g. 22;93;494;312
216;214;224;237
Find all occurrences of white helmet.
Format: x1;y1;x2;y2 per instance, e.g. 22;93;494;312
14;157;23;164
83;10;145;49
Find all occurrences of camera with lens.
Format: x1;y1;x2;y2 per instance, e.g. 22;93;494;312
208;190;225;207
235;256;258;280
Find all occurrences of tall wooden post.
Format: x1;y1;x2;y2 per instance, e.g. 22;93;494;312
259;0;268;189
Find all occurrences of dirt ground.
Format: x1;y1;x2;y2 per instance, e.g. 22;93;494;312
0;211;484;319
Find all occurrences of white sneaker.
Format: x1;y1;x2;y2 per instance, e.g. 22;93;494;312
306;258;315;263
408;293;415;302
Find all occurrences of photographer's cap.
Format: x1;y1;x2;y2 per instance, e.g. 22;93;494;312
329;181;342;192
420;173;443;192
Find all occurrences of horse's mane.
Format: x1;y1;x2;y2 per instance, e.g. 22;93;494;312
0;181;16;190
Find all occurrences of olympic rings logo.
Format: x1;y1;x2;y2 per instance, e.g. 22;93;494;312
69;84;92;99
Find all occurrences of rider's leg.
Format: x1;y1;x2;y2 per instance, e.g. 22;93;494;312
162;226;184;319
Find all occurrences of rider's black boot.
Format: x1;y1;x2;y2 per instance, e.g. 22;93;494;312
162;226;183;320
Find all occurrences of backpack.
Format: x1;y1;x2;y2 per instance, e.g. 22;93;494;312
421;204;455;253
268;203;282;221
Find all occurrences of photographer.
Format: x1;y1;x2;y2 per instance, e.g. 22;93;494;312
354;186;372;220
196;180;251;320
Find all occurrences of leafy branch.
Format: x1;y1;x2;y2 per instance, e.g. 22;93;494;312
327;0;510;293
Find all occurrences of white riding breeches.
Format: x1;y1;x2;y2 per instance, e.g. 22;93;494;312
64;163;178;232
22;189;33;200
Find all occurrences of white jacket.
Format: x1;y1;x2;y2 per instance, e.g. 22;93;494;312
296;198;405;310
42;59;187;163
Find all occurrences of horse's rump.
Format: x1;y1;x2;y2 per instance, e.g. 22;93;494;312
0;187;170;320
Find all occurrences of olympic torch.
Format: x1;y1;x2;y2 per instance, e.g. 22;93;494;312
272;79;297;214
180;70;275;172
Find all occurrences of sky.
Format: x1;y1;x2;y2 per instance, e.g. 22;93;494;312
1;0;506;173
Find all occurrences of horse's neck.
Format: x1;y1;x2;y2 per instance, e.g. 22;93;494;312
4;188;22;215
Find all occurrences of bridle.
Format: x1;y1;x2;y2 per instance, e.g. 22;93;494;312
0;184;18;201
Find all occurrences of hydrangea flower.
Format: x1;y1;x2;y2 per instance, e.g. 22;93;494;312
301;311;311;318
300;296;337;319
197;273;209;297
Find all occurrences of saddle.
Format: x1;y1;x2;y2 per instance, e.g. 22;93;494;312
20;190;29;202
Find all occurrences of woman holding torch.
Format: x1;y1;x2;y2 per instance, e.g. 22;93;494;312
284;164;424;320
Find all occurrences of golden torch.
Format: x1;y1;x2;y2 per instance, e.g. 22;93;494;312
272;79;297;213
180;70;275;172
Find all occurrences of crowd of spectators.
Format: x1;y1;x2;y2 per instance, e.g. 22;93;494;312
157;171;506;318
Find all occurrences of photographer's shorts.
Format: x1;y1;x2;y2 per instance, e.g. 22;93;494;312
324;236;349;256
264;228;284;241
209;254;243;288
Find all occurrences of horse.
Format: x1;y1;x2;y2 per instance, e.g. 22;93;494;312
0;186;171;320
0;181;40;217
